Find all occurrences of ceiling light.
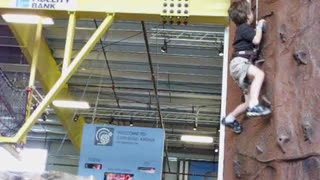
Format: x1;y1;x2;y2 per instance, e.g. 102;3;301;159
160;45;167;53
2;14;54;25
129;118;133;127
160;39;168;53
214;144;219;153
168;157;178;161
53;100;90;109
218;43;224;56
181;135;213;143
73;114;79;122
193;122;197;131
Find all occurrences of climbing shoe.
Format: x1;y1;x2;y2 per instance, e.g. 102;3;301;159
247;104;271;117
221;118;243;134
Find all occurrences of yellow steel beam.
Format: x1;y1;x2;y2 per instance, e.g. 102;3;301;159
0;0;229;24
24;17;43;143
0;23;85;148
62;12;76;74
0;14;114;150
28;18;43;89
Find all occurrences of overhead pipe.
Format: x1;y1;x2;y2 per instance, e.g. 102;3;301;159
78;113;218;125
93;19;120;108
69;84;221;98
141;21;164;129
85;107;219;118
32;124;217;136
141;21;171;172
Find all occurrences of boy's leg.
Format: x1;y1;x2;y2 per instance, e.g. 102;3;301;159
246;65;271;116
226;94;249;123
247;64;264;107
222;94;248;134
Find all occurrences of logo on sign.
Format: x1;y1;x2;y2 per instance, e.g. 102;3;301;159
14;0;75;10
95;127;114;146
16;0;29;8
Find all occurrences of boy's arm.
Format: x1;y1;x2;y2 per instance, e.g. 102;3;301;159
252;19;265;45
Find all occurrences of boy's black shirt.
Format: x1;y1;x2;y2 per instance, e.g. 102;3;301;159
233;23;256;51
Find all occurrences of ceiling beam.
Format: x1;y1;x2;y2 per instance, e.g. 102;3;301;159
53;50;223;67
0;0;229;24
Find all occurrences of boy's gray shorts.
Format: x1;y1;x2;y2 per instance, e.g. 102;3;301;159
229;57;251;91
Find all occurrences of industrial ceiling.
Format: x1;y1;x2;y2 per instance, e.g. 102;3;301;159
0;17;225;155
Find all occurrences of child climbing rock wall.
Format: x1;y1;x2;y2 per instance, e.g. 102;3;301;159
224;0;320;179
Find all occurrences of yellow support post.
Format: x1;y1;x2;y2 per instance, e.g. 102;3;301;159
0;14;115;145
23;17;43;143
62;12;76;74
5;20;86;150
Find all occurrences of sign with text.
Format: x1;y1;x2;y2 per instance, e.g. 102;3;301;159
13;0;76;10
78;124;165;180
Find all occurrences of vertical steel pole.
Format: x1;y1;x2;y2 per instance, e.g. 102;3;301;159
62;12;76;75
23;18;43;143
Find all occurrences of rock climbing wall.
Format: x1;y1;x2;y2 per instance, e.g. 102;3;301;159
224;0;320;179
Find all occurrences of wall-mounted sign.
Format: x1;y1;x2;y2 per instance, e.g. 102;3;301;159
13;0;76;10
78;124;165;180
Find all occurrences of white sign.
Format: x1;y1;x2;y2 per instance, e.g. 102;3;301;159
14;0;76;10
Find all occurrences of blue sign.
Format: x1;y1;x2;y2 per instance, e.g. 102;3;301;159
78;124;165;180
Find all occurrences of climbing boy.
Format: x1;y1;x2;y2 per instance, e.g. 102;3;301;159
222;0;271;134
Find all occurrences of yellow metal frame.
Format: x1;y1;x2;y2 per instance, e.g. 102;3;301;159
23;17;43;143
0;0;230;150
62;12;76;74
0;0;230;24
0;14;115;148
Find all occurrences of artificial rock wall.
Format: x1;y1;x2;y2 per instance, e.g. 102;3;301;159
225;0;320;179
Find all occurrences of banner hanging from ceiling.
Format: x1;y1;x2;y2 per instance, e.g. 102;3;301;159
78;124;165;180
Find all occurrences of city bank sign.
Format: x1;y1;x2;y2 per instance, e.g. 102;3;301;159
15;0;75;10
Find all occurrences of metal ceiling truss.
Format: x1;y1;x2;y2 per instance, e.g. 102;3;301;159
150;28;224;48
79;107;219;125
0;0;229;151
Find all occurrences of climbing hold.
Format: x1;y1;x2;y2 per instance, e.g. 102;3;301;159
256;145;264;154
233;160;241;178
262;11;274;19
279;32;287;43
302;122;313;142
279;24;287;43
293;51;307;65
277;135;290;153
